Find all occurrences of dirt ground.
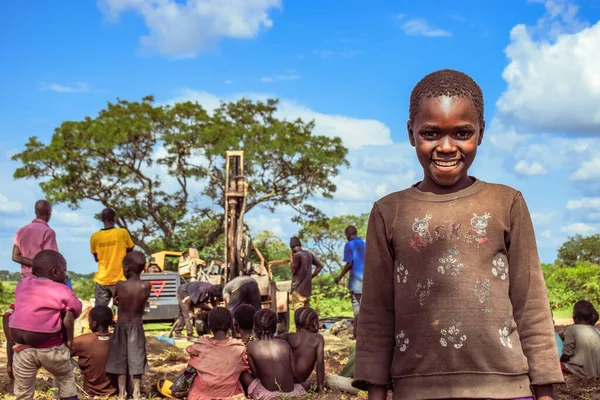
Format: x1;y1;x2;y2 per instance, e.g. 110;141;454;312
0;325;599;399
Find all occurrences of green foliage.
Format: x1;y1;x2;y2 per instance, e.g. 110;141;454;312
311;274;353;317
299;214;368;273
543;261;600;310
13;96;349;255
71;278;95;301
251;230;292;281
0;270;21;281
557;234;600;266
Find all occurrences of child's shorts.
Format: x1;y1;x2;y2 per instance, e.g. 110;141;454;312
106;323;149;376
248;379;305;400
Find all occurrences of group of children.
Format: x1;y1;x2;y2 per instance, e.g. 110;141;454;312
4;249;152;400
2;246;326;400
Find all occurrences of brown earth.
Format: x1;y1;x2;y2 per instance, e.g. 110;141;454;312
0;327;599;399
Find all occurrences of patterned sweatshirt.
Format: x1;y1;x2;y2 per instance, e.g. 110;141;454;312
353;180;564;399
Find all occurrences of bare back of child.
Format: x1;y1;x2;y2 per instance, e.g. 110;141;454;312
106;251;151;400
246;309;307;399
277;307;324;390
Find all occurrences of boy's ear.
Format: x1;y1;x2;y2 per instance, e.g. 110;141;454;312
477;120;486;146
233;320;240;332
89;320;97;331
407;120;416;147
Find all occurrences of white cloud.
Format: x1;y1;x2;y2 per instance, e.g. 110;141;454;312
560;222;596;236
496;3;600;133
566;197;600;210
245;214;284;237
169;89;393;150
260;75;300;83
513;160;548;176
225;80;233;85
571;157;600;182
398;15;452;37
99;0;281;58
39;82;89;93
0;193;23;214
52;210;90;226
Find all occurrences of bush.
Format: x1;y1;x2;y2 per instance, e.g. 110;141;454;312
311;274;353;317
543;261;600;310
72;278;95;302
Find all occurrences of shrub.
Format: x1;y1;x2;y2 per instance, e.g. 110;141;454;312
543;261;600;310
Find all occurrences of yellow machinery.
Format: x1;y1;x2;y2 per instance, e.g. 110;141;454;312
146;249;206;279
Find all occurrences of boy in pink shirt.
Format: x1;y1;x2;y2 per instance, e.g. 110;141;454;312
12;200;58;279
9;250;82;400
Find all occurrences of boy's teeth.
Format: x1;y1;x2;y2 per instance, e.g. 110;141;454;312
434;160;459;167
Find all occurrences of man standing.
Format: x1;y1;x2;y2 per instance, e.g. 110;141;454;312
289;237;323;311
12;200;58;279
90;208;134;307
335;226;365;337
223;275;262;315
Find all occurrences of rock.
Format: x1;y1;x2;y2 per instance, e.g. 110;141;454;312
329;319;352;337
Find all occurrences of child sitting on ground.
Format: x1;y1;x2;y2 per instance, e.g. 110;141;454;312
276;307;324;392
247;308;308;399
71;305;118;397
8;250;83;400
105;251;151;400
186;306;250;400
560;300;600;379
234;304;257;344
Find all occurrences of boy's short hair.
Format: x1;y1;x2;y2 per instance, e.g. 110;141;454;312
208;306;233;333
294;307;319;333
101;208;116;222
123;251;146;274
573;300;598;325
89;305;113;328
253;308;278;339
32;250;66;277
409;69;484;125
234;304;256;331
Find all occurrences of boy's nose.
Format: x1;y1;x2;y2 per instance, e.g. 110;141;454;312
436;136;456;153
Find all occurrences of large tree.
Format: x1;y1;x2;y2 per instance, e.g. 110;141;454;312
13;96;349;254
298;213;368;274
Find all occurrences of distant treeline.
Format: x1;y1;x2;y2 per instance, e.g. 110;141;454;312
0;270;94;281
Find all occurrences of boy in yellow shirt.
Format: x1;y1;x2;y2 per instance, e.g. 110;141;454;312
90;208;134;307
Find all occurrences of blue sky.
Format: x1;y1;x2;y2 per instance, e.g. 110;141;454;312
1;0;600;273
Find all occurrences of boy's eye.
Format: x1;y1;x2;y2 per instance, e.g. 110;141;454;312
455;131;473;139
421;131;439;139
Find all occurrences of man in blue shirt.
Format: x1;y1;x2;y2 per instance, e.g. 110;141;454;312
335;226;365;337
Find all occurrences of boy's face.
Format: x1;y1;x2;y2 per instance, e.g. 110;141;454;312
408;96;484;189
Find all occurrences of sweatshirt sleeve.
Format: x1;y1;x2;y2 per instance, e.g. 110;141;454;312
353;203;395;390
507;192;563;385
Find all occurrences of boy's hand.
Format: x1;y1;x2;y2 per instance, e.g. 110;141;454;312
533;384;554;400
7;364;14;380
334;276;342;285
66;341;73;351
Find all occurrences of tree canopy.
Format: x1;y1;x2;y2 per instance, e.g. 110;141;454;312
298;213;368;273
557;234;600;267
13;96;349;254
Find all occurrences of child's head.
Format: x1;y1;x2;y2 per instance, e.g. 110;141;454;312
208;306;233;334
101;208;116;223
573;300;598;325
123;251;146;278
408;69;485;190
89;305;113;333
32;250;67;283
253;308;278;339
234;304;256;334
294;307;319;333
